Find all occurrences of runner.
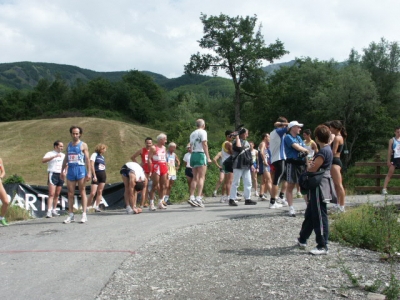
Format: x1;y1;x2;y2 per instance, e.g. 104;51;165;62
131;137;153;207
300;129;319;201
183;143;193;195
61;126;91;224
212;151;224;199
148;133;168;210
165;142;180;205
219;130;233;203
284;121;309;217
329;120;347;212
188;119;212;208
382;126;400;195
87;144;107;213
258;133;272;201
42;140;65;218
269;117;290;209
249;141;259;198
0;157;10;226
120;162;145;214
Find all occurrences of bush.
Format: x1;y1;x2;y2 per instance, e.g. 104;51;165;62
4;174;25;184
4;204;30;222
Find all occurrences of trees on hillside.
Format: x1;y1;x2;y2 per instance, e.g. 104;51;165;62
184;13;288;127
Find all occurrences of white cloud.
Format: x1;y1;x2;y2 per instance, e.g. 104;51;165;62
0;0;398;78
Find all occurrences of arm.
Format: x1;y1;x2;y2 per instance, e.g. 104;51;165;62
259;142;267;165
331;136;340;155
148;146;155;175
307;156;324;172
225;142;233;155
82;143;91;181
131;149;142;164
312;141;319;154
90;159;96;182
273;122;289;127
42;152;62;163
202;140;211;163
60;149;68;180
232;136;243;152
291;143;309;153
213;152;222;168
387;139;394;167
0;158;5;179
175;155;181;169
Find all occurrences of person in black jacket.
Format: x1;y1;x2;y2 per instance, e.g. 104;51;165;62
228;128;257;206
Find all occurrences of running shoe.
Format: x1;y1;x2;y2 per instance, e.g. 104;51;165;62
162;200;168;206
279;199;289;207
381;188;388;196
195;199;205;208
95;207;102;213
63;215;75;224
52;210;60;216
296;192;302;198
46;211;52;218
149;204;156;211
220;196;227;203
245;199;257;205
296;239;307;250
229;199;238;206
0;218;9;226
260;194;268;201
212;190;217;197
310;248;328;255
255;191;260;197
338;206;346;213
269;202;282;209
80;214;88;223
126;206;134;214
289;207;296;217
158;202;167;210
237;192;243;197
166;200;172;205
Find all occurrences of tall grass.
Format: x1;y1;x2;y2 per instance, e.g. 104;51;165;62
3;204;31;222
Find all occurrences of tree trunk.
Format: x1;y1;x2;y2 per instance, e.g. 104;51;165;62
234;87;241;128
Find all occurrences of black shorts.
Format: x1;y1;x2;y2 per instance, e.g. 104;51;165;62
120;164;133;178
391;157;400;169
285;162;305;184
185;167;193;178
48;172;64;187
92;171;106;185
332;157;343;168
272;160;286;185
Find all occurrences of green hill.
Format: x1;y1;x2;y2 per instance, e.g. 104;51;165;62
0;117;160;185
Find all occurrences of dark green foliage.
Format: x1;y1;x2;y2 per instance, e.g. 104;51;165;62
4;174;25;184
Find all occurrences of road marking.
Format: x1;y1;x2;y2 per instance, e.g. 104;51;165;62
0;249;137;254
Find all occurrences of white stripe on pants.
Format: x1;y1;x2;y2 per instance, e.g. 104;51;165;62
229;168;252;200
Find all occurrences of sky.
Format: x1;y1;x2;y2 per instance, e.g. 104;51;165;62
0;0;398;78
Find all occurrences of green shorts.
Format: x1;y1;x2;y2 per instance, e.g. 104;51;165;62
190;152;207;168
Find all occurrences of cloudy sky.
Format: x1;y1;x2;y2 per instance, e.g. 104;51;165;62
0;0;398;78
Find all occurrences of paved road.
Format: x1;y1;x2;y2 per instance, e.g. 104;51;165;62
0;194;396;300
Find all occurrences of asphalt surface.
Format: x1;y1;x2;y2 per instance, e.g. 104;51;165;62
0;193;397;300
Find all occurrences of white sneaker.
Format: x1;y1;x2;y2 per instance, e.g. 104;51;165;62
260;194;268;201
269;202;282;209
281;200;289;207
310;247;328;255
220;196;227;203
297;239;307;250
158;202;167;209
289;207;296;217
212;190;217;197
126;206;133;214
52;209;60;216
195;199;205;208
80;214;87;223
381;188;388;195
46;211;52;218
63;215;75;224
338;206;346;213
255;191;259;197
149;204;156;211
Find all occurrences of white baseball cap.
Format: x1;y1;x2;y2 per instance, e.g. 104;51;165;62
288;121;304;129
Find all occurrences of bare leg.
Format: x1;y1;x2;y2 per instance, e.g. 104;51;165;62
383;165;395;189
53;186;62;210
47;184;56;212
194;165;207;197
331;165;345;207
87;184;98;207
77;178;88;212
95;183;105;207
66;180;77;214
0;183;9;217
121;175;130;207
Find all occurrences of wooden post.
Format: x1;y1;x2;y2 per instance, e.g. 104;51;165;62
375;154;381;188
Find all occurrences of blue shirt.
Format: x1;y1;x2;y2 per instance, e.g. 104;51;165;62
270;127;288;163
314;145;333;170
284;134;305;160
67;141;85;166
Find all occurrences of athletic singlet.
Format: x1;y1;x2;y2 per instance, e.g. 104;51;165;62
392;138;400;159
167;151;177;176
152;146;167;164
141;147;151;173
331;142;344;154
67;141;85;166
221;141;231;163
91;153;106;172
304;140;315;157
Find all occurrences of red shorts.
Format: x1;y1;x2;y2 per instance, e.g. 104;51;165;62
152;163;168;176
143;163;152;174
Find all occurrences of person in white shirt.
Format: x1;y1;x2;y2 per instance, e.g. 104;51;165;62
42;140;65;218
120;162;146;214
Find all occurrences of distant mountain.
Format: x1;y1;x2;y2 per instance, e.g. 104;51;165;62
262;60;296;74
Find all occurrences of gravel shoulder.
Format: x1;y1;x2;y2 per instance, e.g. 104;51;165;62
97;196;400;300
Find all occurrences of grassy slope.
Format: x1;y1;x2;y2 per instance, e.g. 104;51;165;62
0;117;159;185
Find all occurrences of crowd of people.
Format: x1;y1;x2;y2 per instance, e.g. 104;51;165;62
1;119;399;255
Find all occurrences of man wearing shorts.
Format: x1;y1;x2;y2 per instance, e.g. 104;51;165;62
269;117;290;208
61;126;91;224
120;162;146;214
382;126;400;195
188;119;211;207
148;133;169;210
42;140;65;218
284;121;309;217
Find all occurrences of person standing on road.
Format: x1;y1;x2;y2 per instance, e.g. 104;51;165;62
217;130;233;203
284;121;309;217
0;157;10;226
42;140;65;218
297;124;334;255
188;119;211;208
148;133;169;210
249;141;259;198
120;162;145;214
131;137;153;207
228;128;256;206
382;126;400;195
87;144;107;213
183;143;193;195
258;133;273;201
165;142;180;205
61;126;91;224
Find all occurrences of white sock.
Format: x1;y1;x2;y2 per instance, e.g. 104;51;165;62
69;213;74;217
150;200;154;205
126;205;131;209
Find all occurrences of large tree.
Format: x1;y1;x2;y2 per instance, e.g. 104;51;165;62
184;13;288;127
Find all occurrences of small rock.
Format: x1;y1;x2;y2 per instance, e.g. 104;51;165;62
319;287;328;292
367;292;386;300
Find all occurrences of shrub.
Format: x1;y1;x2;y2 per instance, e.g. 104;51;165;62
4;174;25;184
4;204;30;222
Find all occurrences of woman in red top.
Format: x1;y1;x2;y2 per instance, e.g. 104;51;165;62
148;133;168;210
131;137;153;208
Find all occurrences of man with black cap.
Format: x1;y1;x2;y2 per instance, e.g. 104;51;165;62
228;127;257;206
284;121;309;217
